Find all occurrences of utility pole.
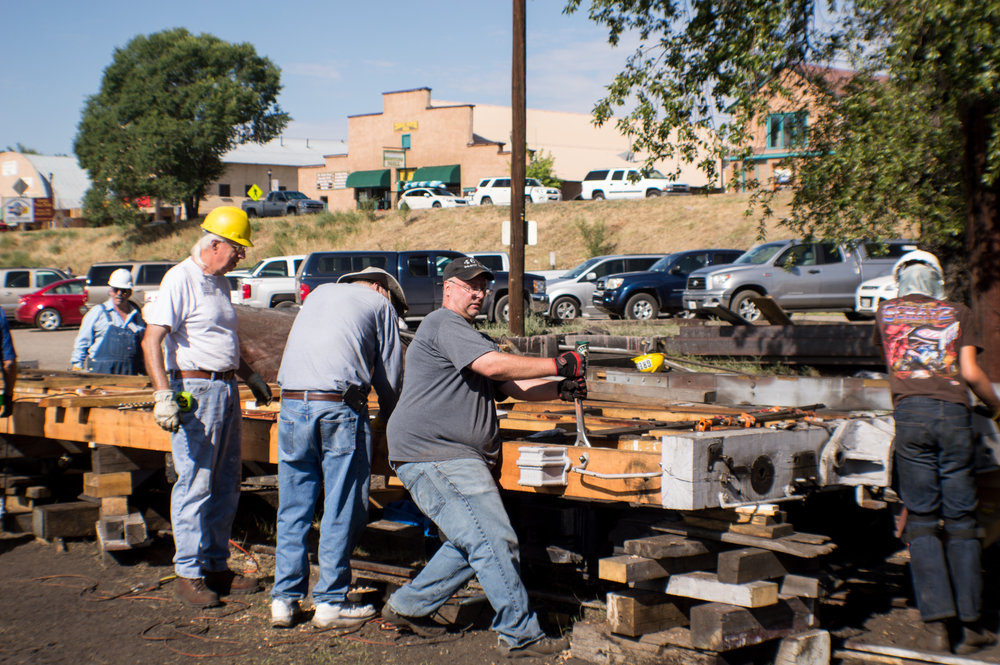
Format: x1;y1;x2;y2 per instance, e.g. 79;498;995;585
510;0;526;336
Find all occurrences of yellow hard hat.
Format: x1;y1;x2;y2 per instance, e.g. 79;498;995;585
632;353;665;373
201;206;253;247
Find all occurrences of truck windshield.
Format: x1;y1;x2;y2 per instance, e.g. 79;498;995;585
733;242;786;265
648;256;675;272
526;178;543;187
561;257;603;279
284;191;308;200
644;169;667;179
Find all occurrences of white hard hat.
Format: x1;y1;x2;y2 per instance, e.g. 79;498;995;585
107;268;133;290
892;250;943;284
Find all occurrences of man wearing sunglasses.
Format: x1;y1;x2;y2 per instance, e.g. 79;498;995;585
142;206;272;609
71;268;146;374
382;256;585;658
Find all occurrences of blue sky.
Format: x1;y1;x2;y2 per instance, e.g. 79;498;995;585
1;1;634;156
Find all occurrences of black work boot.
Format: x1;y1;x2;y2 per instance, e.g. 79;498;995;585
174;577;222;608
922;620;950;652
954;621;997;655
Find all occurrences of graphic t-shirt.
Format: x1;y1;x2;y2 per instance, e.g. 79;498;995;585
873;294;980;407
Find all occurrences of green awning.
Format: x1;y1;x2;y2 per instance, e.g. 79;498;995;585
411;164;461;184
345;169;390;189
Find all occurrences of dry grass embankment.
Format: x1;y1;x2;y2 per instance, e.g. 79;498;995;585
0;192;795;274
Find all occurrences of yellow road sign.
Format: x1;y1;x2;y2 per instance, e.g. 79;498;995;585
247;184;263;201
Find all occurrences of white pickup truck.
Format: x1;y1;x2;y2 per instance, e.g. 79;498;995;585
231;255;305;309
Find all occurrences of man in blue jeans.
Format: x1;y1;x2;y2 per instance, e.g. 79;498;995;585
0;308;16;418
271;267;406;629
383;257;587;658
874;250;1000;654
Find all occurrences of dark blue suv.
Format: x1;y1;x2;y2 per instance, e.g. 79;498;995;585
592;249;743;319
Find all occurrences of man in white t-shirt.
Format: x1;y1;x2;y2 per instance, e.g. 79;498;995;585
142;206;272;609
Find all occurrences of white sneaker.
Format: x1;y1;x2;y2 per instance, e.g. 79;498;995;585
271;598;301;628
312;601;376;628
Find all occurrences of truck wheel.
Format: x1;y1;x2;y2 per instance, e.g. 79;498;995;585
645;189;662;198
432;201;442;208
481;196;493;205
494;295;530;323
844;311;870;322
625;294;658;320
592;191;605;200
287;208;298;216
550;296;580;321
245;208;257;218
730;290;764;323
274;301;298;311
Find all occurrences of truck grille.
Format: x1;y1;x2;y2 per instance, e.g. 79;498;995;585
687;276;706;290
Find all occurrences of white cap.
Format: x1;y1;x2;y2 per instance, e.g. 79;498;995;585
107;268;133;290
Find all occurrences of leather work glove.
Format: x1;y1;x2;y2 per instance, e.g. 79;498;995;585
153;390;181;432
0;391;12;418
554;351;586;378
558;377;588;402
245;372;272;406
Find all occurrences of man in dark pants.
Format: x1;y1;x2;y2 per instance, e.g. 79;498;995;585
874;250;1000;654
0;308;15;418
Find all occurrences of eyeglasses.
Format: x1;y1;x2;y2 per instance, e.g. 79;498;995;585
448;280;491;296
109;287;132;295
219;239;246;255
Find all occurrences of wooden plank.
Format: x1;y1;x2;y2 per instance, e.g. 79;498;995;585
704;305;752;326
750;296;794;325
729;522;795;539
83;471;132;498
651;521;837;558
570;620;725;665
690;597;815;651
32;501;100;539
843;639;994;665
607;590;687;637
780;574;823;599
666;571;778;608
624;534;710;559
599;555;682;583
100;496;129;517
717;548;787;584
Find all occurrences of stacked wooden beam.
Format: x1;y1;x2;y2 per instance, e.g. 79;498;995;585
573;508;832;663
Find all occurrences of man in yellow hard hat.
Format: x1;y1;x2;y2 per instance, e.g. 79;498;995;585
141;206;273;608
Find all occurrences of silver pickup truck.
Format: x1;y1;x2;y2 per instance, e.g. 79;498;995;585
241;191;325;218
681;239;918;322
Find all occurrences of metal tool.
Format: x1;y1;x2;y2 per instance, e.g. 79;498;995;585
572;341;592;447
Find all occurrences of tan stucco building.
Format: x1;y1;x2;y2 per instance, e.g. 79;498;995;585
298;87;721;210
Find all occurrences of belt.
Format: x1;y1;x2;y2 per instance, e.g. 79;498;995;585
280;390;343;402
169;369;236;381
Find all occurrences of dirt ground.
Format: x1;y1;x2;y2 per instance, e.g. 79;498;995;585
5;518;1000;665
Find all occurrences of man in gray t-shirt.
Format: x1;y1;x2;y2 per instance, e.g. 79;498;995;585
383;256;586;658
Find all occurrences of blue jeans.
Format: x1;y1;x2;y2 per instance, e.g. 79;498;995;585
169;377;243;579
894;396;982;622
272;399;371;605
386;458;544;648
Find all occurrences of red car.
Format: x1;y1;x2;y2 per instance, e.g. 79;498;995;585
15;278;89;331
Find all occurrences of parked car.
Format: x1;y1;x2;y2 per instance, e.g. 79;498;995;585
242;190;325;217
854;274;896;318
15;278;89;330
682;239;918;322
463;251;510;273
231;254;305;309
545;254;666;320
592;249;745;320
580;168;689;200
296;250;546;323
0;267;71;318
398;187;469;210
469;177;562;205
84;260;175;308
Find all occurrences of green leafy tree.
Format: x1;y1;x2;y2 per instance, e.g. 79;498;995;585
566;0;1000;374
75;28;289;226
526;149;562;187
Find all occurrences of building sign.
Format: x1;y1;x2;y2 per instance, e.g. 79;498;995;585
333;172;349;190
383;149;406;169
3;197;32;224
33;197;54;223
1;161;16;177
393;121;418;132
316;172;334;190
